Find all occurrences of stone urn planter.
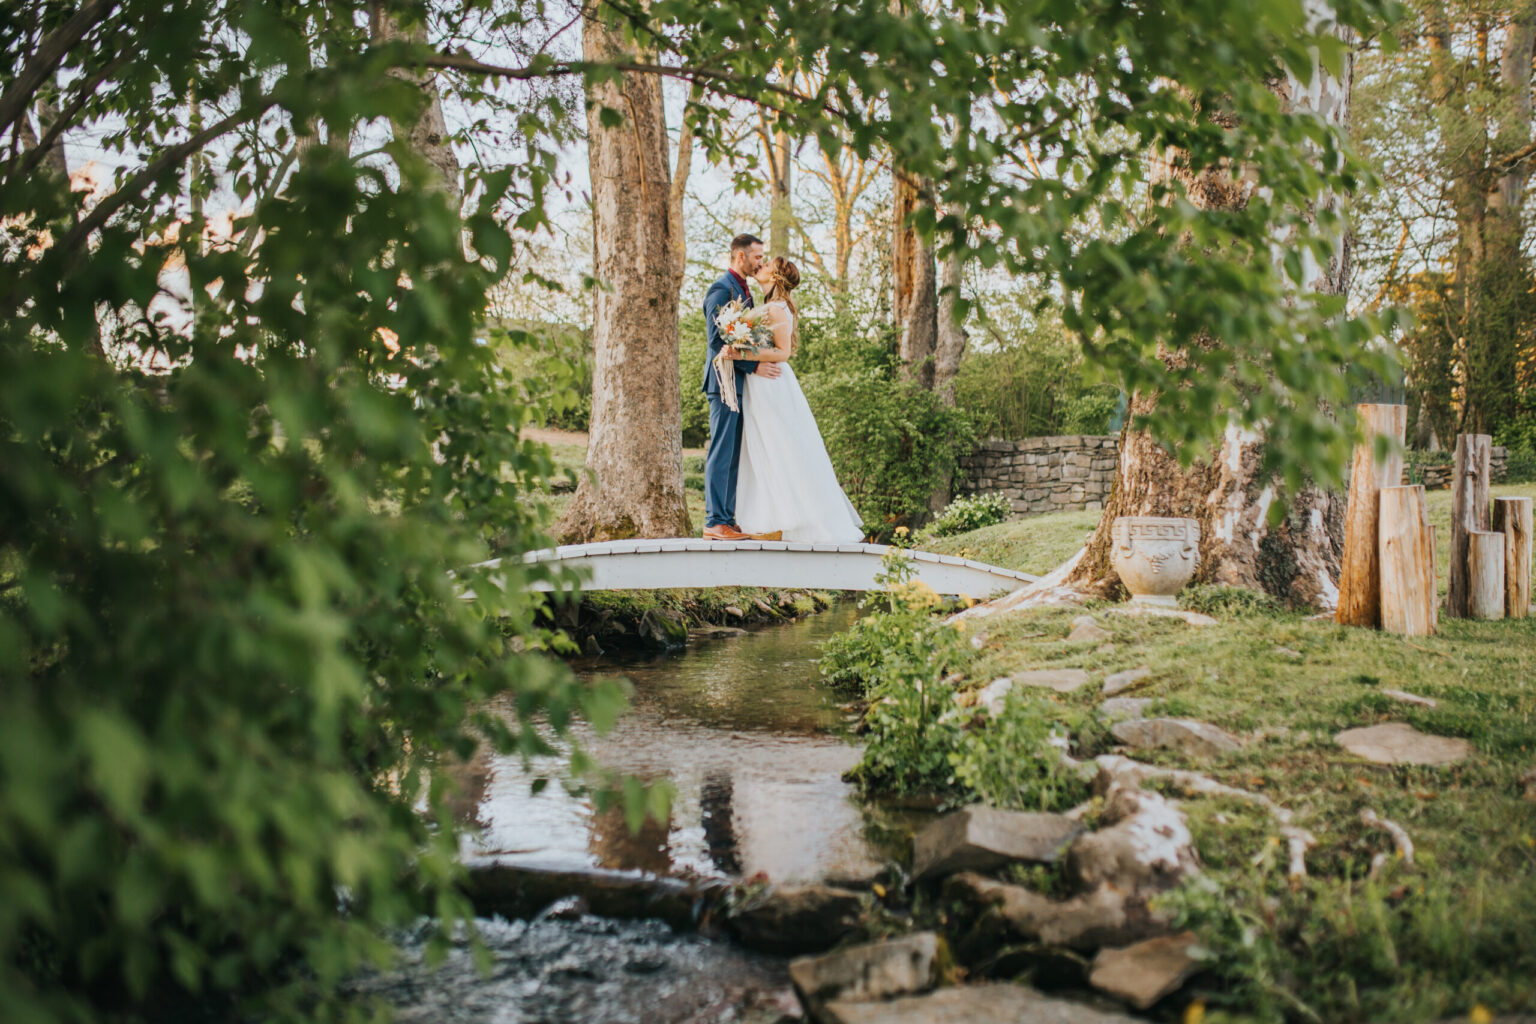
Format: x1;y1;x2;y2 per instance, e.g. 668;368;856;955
1110;517;1199;606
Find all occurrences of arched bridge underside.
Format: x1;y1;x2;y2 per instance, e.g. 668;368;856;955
467;539;1039;597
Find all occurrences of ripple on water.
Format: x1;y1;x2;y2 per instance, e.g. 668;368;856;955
352;915;800;1024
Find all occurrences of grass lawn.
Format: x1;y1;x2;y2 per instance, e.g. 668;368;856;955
522;434;711;532
928;483;1536;1023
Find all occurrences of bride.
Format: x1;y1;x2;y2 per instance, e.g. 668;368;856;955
730;256;866;544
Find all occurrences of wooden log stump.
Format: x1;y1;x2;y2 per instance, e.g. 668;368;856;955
1378;486;1435;636
1428;524;1438;631
1337;405;1407;627
1494;496;1533;619
1447;434;1491;619
1467;530;1506;620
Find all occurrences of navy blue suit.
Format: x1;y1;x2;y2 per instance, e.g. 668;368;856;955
702;271;761;528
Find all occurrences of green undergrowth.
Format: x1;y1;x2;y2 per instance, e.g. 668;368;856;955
828;487;1536;1019
549;586;831;648
957;602;1536;1022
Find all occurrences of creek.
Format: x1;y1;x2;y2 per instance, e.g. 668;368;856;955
365;603;928;1023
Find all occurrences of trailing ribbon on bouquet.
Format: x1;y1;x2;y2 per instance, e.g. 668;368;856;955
713;349;740;412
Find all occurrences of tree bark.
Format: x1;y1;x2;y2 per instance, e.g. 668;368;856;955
1378;485;1436;636
892;171;937;388
1467;530;1506;620
770;122;792;256
371;6;461;206
934;206;966;405
668;85;700;286
1336;404;1407;627
1447;433;1492;618
558;13;690;543
1494;496;1533;619
1070;20;1356;609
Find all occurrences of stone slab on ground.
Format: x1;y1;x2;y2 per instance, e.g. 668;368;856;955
822;983;1144;1024
1109;718;1243;758
944;872;1166;952
913;806;1083;881
1015;668;1092;694
1101;667;1150;696
1380;688;1437;708
1335;722;1471;766
726;883;864;954
1106;606;1217;627
1098;697;1153;722
789;933;937;1011
1067;616;1113;643
1089;932;1203;1010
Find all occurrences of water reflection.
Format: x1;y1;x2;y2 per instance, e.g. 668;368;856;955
462;605;917;884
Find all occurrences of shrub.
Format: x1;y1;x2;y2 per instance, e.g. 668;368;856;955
1;71;618;1024
679;314;712;448
925;492;1013;538
821;548;971;796
952;306;1120;439
1179;584;1286;617
950;690;1089;813
802;370;975;539
491;321;593;432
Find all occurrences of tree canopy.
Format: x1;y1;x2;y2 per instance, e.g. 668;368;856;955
2;0;1401;1019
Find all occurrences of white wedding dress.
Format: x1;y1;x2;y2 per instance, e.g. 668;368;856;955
735;303;865;543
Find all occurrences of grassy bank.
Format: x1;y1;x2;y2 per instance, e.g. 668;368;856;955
899;484;1536;1022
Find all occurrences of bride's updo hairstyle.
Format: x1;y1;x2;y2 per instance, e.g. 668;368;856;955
762;256;801;353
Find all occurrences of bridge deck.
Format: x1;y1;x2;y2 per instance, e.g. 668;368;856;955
464;539;1037;597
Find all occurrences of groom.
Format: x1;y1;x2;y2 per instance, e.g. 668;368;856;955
702;234;781;541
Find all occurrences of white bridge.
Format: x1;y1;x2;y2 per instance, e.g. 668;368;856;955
465;539;1038;597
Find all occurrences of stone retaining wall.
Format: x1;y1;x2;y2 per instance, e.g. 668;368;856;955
958;439;1510;518
1408;447;1507;490
957;436;1118;515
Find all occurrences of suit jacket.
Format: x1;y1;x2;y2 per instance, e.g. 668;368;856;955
701;271;760;395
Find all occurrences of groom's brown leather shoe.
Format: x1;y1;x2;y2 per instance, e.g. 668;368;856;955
704;523;749;541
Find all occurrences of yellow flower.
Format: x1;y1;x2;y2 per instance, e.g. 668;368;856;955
951;619;967;633
1470;1006;1493;1024
1183;1001;1206;1024
894;525;910;536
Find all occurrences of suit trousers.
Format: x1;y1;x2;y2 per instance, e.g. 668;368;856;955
703;387;745;528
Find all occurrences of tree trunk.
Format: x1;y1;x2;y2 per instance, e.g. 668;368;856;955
1336;404;1407;627
668;86;700;286
372;6;461;206
1378;485;1436;636
1447;433;1492;618
1070;19;1356;609
769;123;792;256
558;14;690;543
892;171;937;388
1494;496;1533;618
934;208;966;404
1467;530;1507;620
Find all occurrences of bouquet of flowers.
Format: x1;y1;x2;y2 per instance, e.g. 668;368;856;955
711;299;775;412
714;299;775;355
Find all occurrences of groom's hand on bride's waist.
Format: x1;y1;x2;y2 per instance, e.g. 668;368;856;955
754;362;782;379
